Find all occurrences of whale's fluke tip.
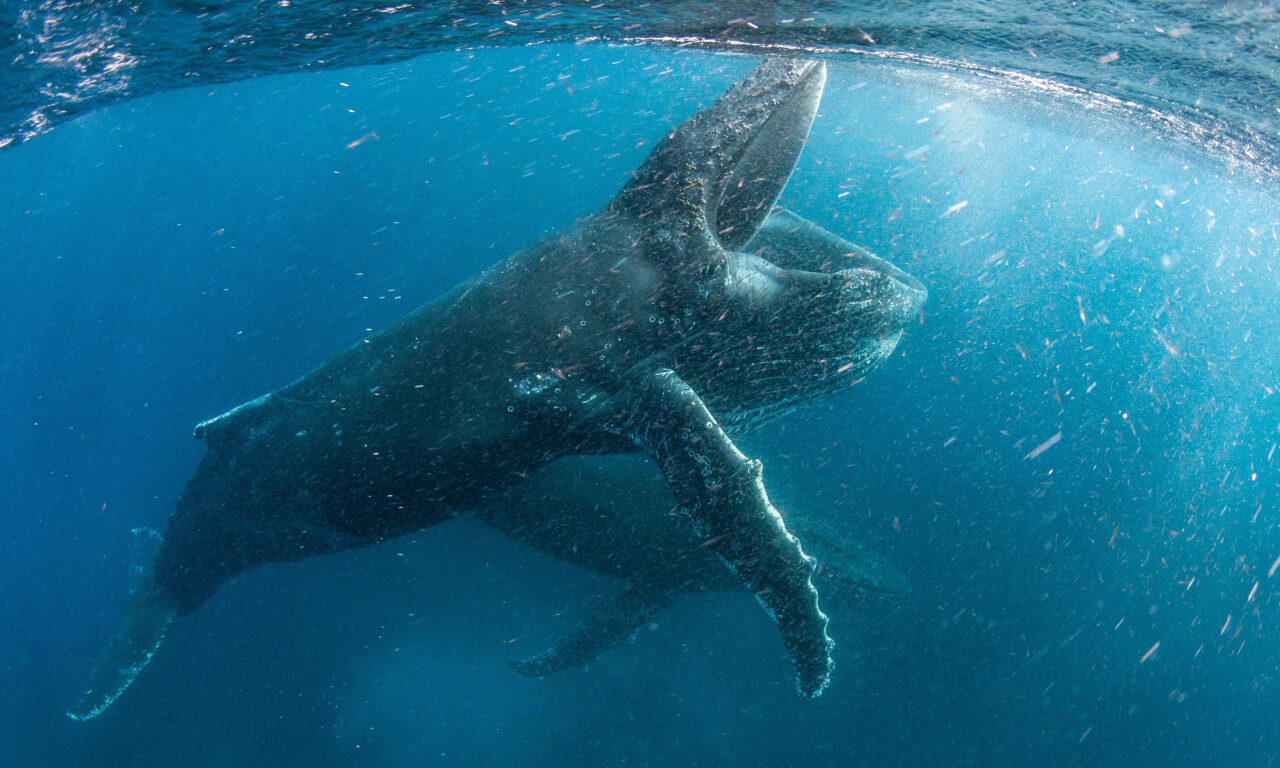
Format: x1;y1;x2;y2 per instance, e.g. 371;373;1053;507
66;528;175;721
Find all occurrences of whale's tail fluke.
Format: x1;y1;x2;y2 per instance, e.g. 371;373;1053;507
66;527;176;721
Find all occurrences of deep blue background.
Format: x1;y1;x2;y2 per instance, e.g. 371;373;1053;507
3;44;1280;767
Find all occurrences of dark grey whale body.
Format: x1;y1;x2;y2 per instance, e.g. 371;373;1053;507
68;58;925;720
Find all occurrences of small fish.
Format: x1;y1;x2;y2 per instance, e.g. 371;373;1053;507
1023;431;1062;461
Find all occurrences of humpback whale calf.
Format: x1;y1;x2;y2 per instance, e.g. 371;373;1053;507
476;454;910;677
67;58;926;720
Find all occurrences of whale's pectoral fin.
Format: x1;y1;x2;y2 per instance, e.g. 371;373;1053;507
602;366;833;697
512;583;679;678
788;516;912;610
66;528;177;721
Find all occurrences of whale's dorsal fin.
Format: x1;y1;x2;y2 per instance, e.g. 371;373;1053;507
511;583;679;678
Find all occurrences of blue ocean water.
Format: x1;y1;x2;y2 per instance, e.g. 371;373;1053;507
2;8;1279;768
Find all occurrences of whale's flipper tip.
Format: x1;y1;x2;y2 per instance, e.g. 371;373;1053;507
66;528;176;721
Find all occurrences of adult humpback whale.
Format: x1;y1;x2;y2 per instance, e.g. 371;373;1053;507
68;58;926;720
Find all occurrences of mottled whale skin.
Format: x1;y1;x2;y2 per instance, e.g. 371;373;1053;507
68;58;926;720
477;454;910;677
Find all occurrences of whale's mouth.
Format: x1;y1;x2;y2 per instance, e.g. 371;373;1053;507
743;207;927;300
710;60;827;252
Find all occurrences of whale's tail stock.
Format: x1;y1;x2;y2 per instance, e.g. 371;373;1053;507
66;527;177;721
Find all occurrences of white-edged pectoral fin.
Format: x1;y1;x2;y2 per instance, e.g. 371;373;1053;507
603;366;833;697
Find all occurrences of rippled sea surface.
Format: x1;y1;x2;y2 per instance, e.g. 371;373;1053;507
3;2;1280;767
6;1;1279;176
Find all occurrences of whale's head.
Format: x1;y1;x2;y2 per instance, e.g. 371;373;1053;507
698;209;926;431
610;59;926;431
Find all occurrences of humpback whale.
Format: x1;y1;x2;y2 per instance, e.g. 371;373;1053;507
67;58;926;720
476;454;909;677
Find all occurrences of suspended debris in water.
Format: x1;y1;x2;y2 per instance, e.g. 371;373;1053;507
1023;431;1062;461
